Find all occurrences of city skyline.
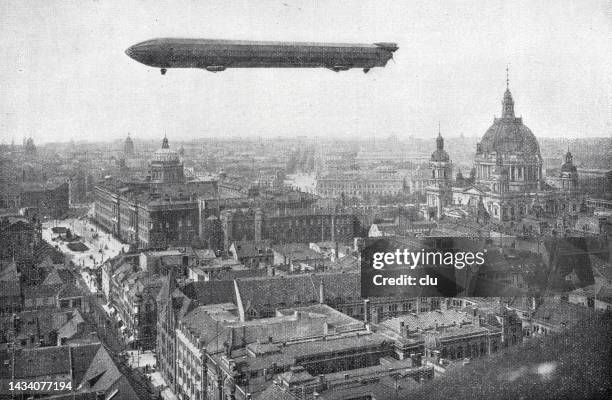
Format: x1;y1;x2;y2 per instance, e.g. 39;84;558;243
1;0;611;144
1;3;610;400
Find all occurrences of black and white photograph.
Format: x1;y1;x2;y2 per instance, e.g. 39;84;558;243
1;1;611;399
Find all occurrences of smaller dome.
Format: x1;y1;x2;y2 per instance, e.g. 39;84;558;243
561;162;576;173
431;130;450;162
431;149;450;162
561;150;577;173
151;136;180;163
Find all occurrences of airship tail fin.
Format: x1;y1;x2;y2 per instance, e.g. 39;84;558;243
374;42;399;52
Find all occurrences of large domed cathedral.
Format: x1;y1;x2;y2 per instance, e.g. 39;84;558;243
150;135;185;184
444;73;582;224
475;85;542;194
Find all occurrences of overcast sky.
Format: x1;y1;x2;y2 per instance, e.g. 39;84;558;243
1;0;611;144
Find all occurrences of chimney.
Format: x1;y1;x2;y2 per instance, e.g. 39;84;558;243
334;241;339;262
363;299;370;323
432;350;441;365
319;279;325;304
226;328;234;356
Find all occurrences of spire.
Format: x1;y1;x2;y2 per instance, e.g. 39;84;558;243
501;66;515;119
161;135;169;149
436;123;444;150
564;146;573;164
506;64;509;90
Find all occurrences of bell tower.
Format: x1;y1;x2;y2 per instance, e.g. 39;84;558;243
559;148;579;192
426;124;453;220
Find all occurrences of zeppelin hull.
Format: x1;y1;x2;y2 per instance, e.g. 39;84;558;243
126;38;398;72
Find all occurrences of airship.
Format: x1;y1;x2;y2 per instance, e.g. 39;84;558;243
125;38;398;74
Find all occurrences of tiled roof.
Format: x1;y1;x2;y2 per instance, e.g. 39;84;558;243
70;343;102;385
278;366;313;384
232;241;272;258
78;345;124;392
241;333;386;371
235;272;360;310
42;267;76;286
597;286;612;303
58;309;86;339
533;298;593;329
255;383;299;400
23;283;63;299
271;243;323;260
0;280;20;297
58;282;85;299
12;346;72;378
180;280;236;305
382;309;474;333
0;261;20;282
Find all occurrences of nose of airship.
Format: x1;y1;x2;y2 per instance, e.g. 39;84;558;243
125;45;136;59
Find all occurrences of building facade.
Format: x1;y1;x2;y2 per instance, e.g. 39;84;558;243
94;137;222;249
425;75;586;224
219;208;357;247
316;170;405;199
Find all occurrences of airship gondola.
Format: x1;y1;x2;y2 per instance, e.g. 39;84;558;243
125;38;398;74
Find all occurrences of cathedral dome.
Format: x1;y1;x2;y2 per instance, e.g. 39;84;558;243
479;118;540;156
151;136;180;163
477;86;541;158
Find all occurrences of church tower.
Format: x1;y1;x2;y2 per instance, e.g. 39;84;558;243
124;133;135;158
426;125;453;220
559;148;579;192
